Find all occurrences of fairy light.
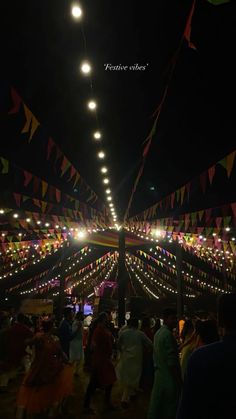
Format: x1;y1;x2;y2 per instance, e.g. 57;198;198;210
71;4;83;19
101;166;107;173
103;178;109;184
98;151;105;159
88;100;97;110
81;61;91;75
94;131;101;140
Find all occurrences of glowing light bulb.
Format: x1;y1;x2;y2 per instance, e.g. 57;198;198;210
101;166;107;173
106;189;111;194
94;131;101;140
13;213;19;218
81;61;91;75
98;151;105;159
71;4;82;19
103;178;109;184
88;100;97;110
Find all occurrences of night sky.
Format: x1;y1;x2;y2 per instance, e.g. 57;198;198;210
1;0;235;219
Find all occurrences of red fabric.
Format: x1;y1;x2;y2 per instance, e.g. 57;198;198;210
91;324;116;386
24;334;64;386
6;323;33;367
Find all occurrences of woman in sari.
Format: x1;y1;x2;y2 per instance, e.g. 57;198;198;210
16;320;73;418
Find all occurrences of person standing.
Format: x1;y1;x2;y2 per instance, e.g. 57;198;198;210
83;312;116;414
16;320;73;418
147;308;182;419
70;312;84;376
117;317;153;407
58;307;75;358
177;294;236;419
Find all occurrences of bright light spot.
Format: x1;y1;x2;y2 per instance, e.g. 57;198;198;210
98;151;105;159
88;100;97;110
77;231;86;240
37;221;41;225
26;218;31;223
105;189;111;194
55;225;59;229
94;131;101;140
225;227;230;232
13;213;19;218
71;4;82;19
81;61;91;75
109;203;114;207
152;229;161;237
45;223;50;227
101;167;107;174
115;224;121;231
0;209;4;214
103;178;109;184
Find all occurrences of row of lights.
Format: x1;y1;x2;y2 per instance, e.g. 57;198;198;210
70;3;118;224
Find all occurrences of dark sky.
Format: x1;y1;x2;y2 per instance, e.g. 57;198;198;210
0;0;235;219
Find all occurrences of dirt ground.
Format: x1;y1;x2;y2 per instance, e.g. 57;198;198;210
0;369;150;419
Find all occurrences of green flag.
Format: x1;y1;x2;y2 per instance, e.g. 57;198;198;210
207;0;230;5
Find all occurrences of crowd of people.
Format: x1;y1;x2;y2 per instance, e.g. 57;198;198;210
0;293;235;418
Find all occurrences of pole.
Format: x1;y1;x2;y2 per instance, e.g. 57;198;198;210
118;229;127;327
176;241;184;321
59;276;65;320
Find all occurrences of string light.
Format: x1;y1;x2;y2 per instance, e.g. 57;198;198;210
103;178;109;184
98;151;105;159
0;209;4;214
105;189;111;194
13;213;19;219
80;61;92;75
101;166;107;173
88;100;97;110
71;4;83;19
94;131;101;140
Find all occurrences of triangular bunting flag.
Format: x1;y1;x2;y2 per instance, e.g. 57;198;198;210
8;87;21;114
41;181;48;198
208;165;216;184
226;150;235;178
0;157;9;174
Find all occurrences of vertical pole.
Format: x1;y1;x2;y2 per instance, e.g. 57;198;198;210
59;276;65;320
176;242;184;321
118;229;126;327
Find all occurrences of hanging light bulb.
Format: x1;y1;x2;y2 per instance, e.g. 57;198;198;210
101;166;107;173
94;131;101;140
98;151;105;159
88;100;97;110
71;4;83;19
80;61;91;75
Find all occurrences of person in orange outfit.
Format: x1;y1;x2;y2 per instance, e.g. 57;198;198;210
16;320;73;419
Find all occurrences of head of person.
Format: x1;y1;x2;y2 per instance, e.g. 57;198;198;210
42;320;54;334
97;312;108;326
75;312;84;321
197;319;219;345
64;307;73;322
129;317;139;329
141;317;151;329
17;312;26;324
218;293;236;334
105;310;112;322
163;308;177;331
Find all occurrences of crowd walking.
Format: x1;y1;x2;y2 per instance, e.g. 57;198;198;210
0;293;236;418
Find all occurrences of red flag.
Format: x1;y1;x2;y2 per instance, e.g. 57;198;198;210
208;165;216;184
47;138;54;160
184;0;197;50
8;87;21;114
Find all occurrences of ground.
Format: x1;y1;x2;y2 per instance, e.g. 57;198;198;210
0;370;150;419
